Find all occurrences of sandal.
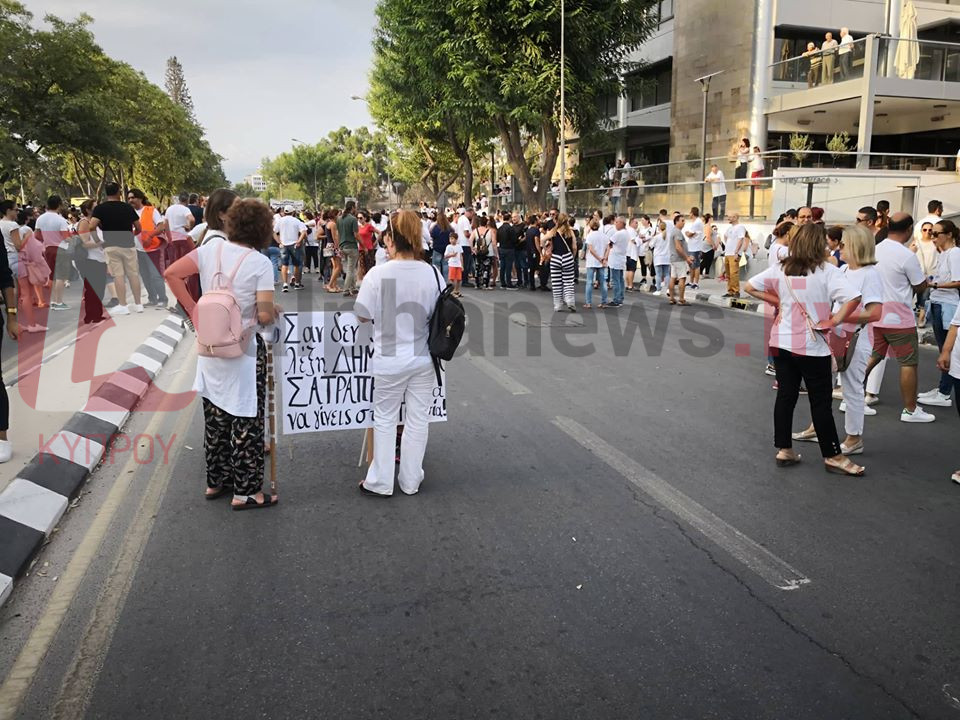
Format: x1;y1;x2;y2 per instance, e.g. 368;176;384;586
678;300;690;306
776;452;801;467
951;471;960;485
231;493;278;510
791;429;818;442
825;458;865;476
205;485;233;500
582;304;592;309
668;299;677;305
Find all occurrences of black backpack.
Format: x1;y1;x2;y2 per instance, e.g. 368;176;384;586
428;267;465;386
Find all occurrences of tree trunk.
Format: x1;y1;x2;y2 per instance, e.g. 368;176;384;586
536;119;560;211
446;119;472;207
495;116;536;209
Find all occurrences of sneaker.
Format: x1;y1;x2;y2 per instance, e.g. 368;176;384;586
901;407;936;423
764;364;776;377
282;284;289;293
25;324;48;333
864;394;879;406
565;304;578;313
917;387;941;400
639;279;647;285
799;385;808;395
0;440;11;463
134;304;144;313
109;305;130;316
51;302;70;310
838;402;876;416
294;282;304;290
917;390;951;407
554;305;563;312
105;298;119;308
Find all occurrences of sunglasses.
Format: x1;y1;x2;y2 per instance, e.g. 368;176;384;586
922;228;933;233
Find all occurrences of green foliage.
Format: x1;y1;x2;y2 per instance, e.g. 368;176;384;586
232;182;260;199
267;141;349;209
0;2;224;202
370;0;658;209
826;132;851;160
789;133;814;166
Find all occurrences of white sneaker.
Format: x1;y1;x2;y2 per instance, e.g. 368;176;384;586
838;402;876;416
917;390;951;407
134;304;144;313
0;440;11;463
109;305;131;316
901;407;936;423
864;394;879;406
764;365;776;377
917;387;941;400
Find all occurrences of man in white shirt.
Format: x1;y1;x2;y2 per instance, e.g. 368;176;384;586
164;192;195;240
275;205;307;292
863;213;934;423
684;206;705;289
916;199;943;242
722;213;749;298
456;206;475;287
838;27;854;79
705;164;727;219
34;195;72;310
608;217;630;306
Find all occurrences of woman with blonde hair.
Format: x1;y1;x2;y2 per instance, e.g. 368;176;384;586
355;210;443;497
745;223;865;475
793;224;883;456
541;212;578;312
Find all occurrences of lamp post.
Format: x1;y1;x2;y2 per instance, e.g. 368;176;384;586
558;0;567;215
291;137;318;210
695;71;723;212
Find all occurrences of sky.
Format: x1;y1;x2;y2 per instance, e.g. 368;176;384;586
23;0;377;183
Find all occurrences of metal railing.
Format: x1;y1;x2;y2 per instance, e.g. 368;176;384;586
771;37;868;86
875;36;960;82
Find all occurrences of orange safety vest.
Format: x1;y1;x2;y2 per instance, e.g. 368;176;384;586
140;206;162;252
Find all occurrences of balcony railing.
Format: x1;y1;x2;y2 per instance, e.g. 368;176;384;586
771;35;960;89
771;37;868;87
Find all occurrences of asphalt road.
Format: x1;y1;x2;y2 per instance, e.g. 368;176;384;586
2;277;959;720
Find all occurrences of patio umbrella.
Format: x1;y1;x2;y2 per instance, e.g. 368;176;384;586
894;0;919;79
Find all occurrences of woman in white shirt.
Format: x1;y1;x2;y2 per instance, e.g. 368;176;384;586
749;146;765;185
745;223;865;475
921;220;960;406
75;200;108;326
166;197;279;510
355;210;443;497
793;226;883;456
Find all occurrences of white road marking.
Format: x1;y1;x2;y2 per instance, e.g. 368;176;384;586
467;355;531;396
552;416;811;592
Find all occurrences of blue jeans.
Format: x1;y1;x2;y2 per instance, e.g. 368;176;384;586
610;268;625;305
499;249;515;287
655;264;670;292
263;247;281;283
432;250;449;282
515;250;529;287
931;302;955;395
585;267;607;305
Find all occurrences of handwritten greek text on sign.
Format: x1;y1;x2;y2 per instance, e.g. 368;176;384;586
280;312;446;434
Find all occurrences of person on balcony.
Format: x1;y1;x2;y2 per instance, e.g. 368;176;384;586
822;32;839;84
803;42;822;88
838;28;854;79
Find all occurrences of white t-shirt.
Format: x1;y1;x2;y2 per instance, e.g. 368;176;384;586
456;216;473;247
84;227;107;263
949;304;960;380
354;260;442;376
626;227;640;261
874;239;925;329
839;33;853;54
585;230;606;269
35;211;71;250
652;229;671;266
837;265;884;333
375;246;389;266
608;229;630;271
305;219;319;246
768;242;790;268
931;246;960;305
189;222;209;245
276;215;307;247
724;225;747;256
135;207;164;252
748;263;859;356
165;204;194;236
445;243;463;268
706;170;727;197
685;218;705;253
0;219;20;254
193;237;275;418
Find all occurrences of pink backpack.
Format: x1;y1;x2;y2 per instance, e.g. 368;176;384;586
195;243;255;359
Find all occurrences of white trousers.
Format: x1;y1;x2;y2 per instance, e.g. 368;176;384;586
363;364;435;496
838;335;872;436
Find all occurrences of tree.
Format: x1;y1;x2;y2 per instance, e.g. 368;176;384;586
270;142;348;209
164;56;195;121
232;182;259;199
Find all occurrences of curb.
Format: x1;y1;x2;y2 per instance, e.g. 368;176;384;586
0;315;186;606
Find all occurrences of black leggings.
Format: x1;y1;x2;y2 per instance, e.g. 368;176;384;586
700;249;715;276
773;350;840;457
639;256;654;279
304;246;320;271
0;329;7;431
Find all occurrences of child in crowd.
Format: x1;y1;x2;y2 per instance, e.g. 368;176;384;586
445;241;463;297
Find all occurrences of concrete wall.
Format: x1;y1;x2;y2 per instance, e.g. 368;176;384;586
668;0;755;181
775;0;885;33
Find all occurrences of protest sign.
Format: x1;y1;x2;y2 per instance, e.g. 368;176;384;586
279;312;446;435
